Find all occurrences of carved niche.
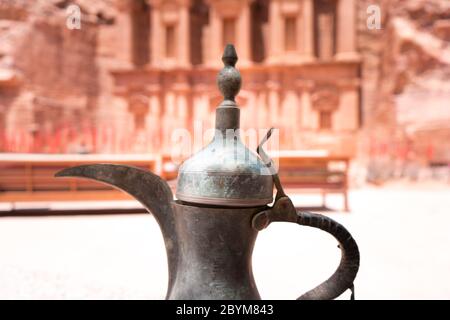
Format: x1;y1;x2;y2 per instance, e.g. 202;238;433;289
128;94;149;130
311;84;340;130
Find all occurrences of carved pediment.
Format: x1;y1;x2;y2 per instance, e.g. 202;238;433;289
208;0;245;18
161;1;179;24
311;85;340;111
129;94;149;115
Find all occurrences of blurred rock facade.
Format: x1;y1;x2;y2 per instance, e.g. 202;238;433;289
0;0;448;180
357;0;450;182
0;0;110;153
1;0;361;155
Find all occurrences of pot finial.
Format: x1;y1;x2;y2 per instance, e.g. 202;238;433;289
217;44;241;103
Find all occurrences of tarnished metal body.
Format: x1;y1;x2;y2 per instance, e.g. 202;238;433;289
56;45;360;300
170;202;261;299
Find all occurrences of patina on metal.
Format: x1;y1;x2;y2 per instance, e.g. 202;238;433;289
55;44;360;300
176;44;273;207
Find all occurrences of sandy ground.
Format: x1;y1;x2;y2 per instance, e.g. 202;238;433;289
0;185;449;300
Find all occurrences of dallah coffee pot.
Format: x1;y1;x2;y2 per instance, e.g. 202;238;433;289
56;45;359;300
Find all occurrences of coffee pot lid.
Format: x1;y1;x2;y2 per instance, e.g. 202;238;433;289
176;45;274;207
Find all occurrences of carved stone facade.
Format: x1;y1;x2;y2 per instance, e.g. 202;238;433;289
357;0;450;179
109;0;361;156
0;0;361;156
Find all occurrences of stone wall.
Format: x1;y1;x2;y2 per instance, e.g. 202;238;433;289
0;0;118;153
356;0;450;182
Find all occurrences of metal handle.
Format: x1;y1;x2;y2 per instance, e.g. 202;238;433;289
252;199;360;300
255;128;360;299
294;210;359;300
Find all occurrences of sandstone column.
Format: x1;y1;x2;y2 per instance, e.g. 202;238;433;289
163;92;177;154
281;90;298;148
208;5;222;67
335;80;359;130
237;1;251;66
336;0;359;61
257;90;268;128
115;0;134;66
174;78;190;133
301;0;315;61
178;0;191;67
299;81;316;130
267;80;280;128
147;94;161;152
267;0;282;64
150;0;163;65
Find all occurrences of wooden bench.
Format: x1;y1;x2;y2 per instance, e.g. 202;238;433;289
0;154;159;202
272;152;350;211
0;153;350;211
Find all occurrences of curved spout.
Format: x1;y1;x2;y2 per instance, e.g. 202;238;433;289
55;164;178;298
